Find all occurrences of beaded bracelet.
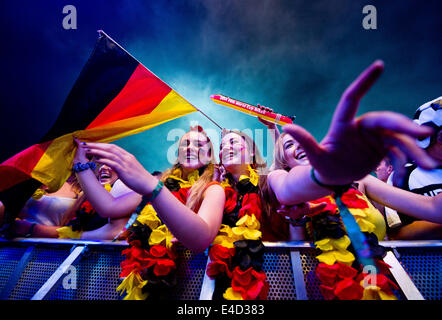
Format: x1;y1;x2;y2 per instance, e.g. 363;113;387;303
310;167;351;196
284;215;309;227
72;161;96;173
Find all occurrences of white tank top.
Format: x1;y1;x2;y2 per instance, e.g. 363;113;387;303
19;195;77;226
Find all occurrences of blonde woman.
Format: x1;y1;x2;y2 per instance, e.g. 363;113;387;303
75;126;225;250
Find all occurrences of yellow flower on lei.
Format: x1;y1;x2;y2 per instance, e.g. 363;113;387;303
56;226;82;239
137;204;162;230
213;224;242;248
232;214;262;240
315;235;351;252
168;168;200;188
348;208;376;234
223;287;244;300
239;165;259;186
361;284;398;300
149;224;174;250
116;271;148;300
316;249;355;266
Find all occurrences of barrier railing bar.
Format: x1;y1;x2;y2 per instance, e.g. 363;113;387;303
199;250;215;300
383;251;425;300
7;237;129;247
289;250;308;300
31;245;87;300
3;239;442;249
0;246;35;299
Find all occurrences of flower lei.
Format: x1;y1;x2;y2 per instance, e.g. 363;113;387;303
56;184;111;239
116;168;202;300
307;188;399;300
207;165;269;300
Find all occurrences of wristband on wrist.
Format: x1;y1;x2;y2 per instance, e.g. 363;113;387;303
310;167;352;196
25;223;37;238
72;161;96;173
284;215;309;227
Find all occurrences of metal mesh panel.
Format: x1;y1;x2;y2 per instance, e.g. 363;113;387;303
171;246;208;300
0;246;27;293
9;247;70;300
2;241;439;300
47;248;124;300
262;248;297;300
397;247;442;300
299;248;324;300
297;248;407;300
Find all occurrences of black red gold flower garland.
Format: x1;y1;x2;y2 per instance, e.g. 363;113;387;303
307;188;399;300
206;165;269;300
116;168;200;300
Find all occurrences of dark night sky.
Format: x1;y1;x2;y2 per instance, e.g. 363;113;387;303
0;0;441;172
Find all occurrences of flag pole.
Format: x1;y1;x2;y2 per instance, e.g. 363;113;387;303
97;30;223;131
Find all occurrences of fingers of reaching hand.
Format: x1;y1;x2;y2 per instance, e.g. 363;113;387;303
282;124;323;159
358;111;434;139
382;131;438;169
277;202;327;219
93;158;123;173
334;60;384;123
309;202;327;214
81;142;129;156
388;146;408;186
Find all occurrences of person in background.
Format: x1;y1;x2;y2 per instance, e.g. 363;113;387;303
386;96;442;240
12;176;82;238
375;157;394;183
370;157;394;219
12;164;118;239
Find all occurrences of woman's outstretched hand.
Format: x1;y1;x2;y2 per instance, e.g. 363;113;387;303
75;140;157;195
283;60;437;185
277;202;327;221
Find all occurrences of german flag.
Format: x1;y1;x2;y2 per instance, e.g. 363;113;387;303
0;31;197;194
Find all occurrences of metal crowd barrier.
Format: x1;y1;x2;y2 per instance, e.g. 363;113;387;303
0;238;440;300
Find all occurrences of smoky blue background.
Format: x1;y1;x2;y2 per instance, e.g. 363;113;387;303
0;0;441;173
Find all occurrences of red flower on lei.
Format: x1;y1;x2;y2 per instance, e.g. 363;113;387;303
171;187;190;205
238;193;262;221
340;188;369;209
223;187;238;214
120;244;176;278
231;266;269;300
309;197;338;216
207;244;235;278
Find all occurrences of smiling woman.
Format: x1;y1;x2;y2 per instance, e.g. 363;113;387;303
71;125;227;299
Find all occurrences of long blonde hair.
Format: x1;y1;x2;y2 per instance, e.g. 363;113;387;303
161;128;217;212
272;132;292;171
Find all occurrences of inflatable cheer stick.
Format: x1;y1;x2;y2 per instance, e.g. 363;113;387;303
210;94;295;125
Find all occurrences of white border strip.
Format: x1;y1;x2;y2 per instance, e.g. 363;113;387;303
383;251;425;300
